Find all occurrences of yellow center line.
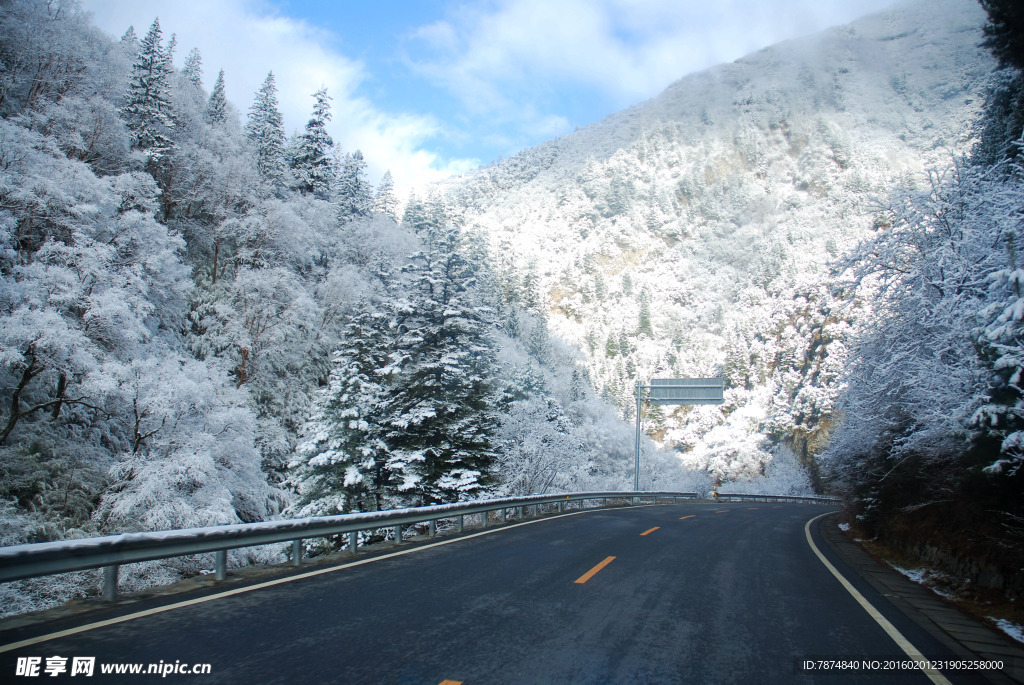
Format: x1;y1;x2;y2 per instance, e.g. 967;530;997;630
679;515;695;520
575;556;616;584
640;526;660;536
1;504;659;654
439;680;463;685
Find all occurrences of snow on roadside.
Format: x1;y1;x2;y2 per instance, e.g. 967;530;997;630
889;564;1024;646
889;564;957;600
989;618;1024;645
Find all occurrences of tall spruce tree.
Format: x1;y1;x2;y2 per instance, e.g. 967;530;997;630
336;150;372;221
245;72;286;186
980;0;1024;70
120;25;138;46
374;170;398;220
377;215;500;504
290;87;335;199
182;47;203;88
401;192;430;233
205;69;227;125
975;0;1024;162
120;18;175;163
290;307;394;515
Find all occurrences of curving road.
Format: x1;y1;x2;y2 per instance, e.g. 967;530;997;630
0;502;1009;683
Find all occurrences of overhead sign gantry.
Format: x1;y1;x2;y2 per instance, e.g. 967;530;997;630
634;377;724;490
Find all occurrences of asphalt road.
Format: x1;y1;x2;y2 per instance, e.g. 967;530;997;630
0;502;1006;684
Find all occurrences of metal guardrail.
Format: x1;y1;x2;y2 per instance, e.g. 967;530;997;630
0;491;695;600
716;493;842;505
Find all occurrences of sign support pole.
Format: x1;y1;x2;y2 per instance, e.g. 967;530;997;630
634;380;642;492
633;376;724;495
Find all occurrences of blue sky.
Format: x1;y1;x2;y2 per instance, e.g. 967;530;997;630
79;0;899;193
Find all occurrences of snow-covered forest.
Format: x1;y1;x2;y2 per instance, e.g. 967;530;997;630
1;0;1022;614
444;0;1023;599
0;1;706;614
444;0;997;487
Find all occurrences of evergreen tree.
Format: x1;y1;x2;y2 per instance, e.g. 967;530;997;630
205;69;227;125
245;72;286;186
291;219;501;509
974;216;1024;476
605;333;620;357
165;33;177;66
980;0;1024;70
378;219;500;504
289;308;393;515
336;149;372;221
638;289;654;337
975;0;1024;163
528;317;550;360
521;261;541;311
120;18;175;164
182;47;203;88
374;170;398;219
120;25;138;46
290;87;335;199
401;192;432;234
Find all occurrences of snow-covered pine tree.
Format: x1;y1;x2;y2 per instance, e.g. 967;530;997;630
120;25;138;46
165;33;176;64
182;47;202;88
637;289;654;337
401;192;431;234
120;18;175;164
289;307;393;515
970;155;1024;476
290;87;334;199
205;69;226;125
980;0;1024;70
374;170;398;220
245;72;286;186
377;216;500;504
336;149;372;221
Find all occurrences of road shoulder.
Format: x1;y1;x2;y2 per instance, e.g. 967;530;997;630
818;512;1024;685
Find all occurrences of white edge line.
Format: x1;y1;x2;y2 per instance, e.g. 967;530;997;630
804;512;953;685
1;503;661;653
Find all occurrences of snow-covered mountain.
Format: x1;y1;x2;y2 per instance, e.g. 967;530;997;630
446;0;994;481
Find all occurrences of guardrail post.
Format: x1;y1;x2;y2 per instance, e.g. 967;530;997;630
500;507;506;523
428;519;436;537
481;511;488;528
395;524;403;544
557;501;563;513
458;515;464;532
292;539;302;566
102;564;118;601
215;550;227;581
349;531;358;555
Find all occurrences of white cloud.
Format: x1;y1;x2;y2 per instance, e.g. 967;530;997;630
78;0;468;193
406;0;898;115
77;0;899;190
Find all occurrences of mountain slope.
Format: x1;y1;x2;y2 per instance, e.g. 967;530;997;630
446;0;995;482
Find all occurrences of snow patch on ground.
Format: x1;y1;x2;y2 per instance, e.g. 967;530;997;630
989;617;1024;645
890;564;957;600
838;522;850;532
